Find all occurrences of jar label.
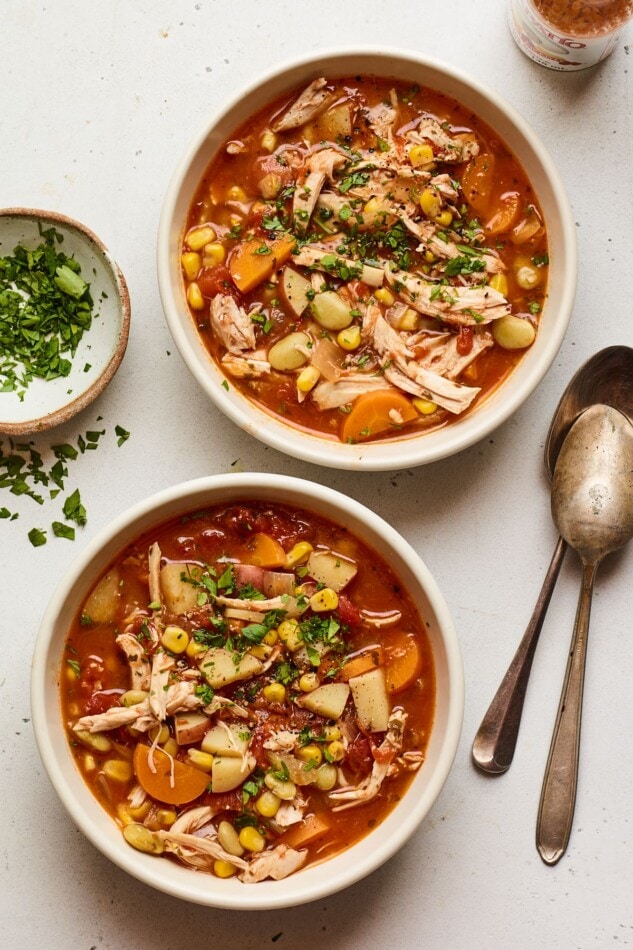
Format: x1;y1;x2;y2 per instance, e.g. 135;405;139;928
509;0;622;70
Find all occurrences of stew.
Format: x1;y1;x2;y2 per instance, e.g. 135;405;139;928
183;75;549;443
62;501;436;883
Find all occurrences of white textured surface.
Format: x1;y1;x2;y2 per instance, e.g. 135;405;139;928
1;3;632;948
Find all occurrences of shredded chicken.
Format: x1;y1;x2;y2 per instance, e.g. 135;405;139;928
406;120;479;163
158;829;250;873
214;593;302;618
292;243;384;288
329;709;407;811
210;295;257;354
239;844;308;883
384;267;510;326
148;543;162;610
221;353;271;378
272;78;333;132
311;375;391;411
115;633;150;691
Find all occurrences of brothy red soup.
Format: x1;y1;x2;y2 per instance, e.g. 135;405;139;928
62;501;435;883
182;75;549;444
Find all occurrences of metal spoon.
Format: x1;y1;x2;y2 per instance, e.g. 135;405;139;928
472;346;633;774
536;403;633;864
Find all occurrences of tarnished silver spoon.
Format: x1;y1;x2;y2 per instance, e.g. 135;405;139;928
472;346;633;774
537;403;633;864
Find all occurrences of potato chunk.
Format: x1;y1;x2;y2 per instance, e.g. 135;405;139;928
306;550;357;592
212;754;257;793
202;722;252;758
199;648;263;689
160;562;202;615
297;682;350;720
83;569;121;624
349;668;391;732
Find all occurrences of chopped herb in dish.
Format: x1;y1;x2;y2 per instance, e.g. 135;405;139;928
0;226;95;396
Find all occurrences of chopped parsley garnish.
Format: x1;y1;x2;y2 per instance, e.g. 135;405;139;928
195;683;215;705
0;225;94;394
338;171;370;194
443;255;486;277
28;527;47;547
52;521;75;540
63;488;87;526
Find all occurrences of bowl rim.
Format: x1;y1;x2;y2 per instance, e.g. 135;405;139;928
31;471;464;910
157;45;577;471
0;206;131;436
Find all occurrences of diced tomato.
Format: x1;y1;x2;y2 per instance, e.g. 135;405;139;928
345;733;373;779
251;154;298;192
456;325;474;355
84;689;122;716
196;264;238;299
199;789;242;812
77;657;106;700
336;595;361;627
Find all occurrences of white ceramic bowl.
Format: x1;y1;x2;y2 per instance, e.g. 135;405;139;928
157;48;576;471
0;208;130;435
31;473;463;910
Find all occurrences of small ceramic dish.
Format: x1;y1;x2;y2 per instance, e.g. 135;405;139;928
0;208;130;435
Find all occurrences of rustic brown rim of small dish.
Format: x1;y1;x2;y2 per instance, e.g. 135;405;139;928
0;207;131;436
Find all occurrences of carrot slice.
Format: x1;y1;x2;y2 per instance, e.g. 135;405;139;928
281;813;331;849
384;631;422;694
133;744;209;805
339;646;384;682
229;234;296;293
484;191;521;236
340;390;418;443
244;532;286;569
460;153;495;215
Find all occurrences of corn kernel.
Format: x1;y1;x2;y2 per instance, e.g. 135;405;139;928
103;759;133;783
396;308;421;332
435;210;453;228
324;726;342;742
66;664;78;683
309;588;339;612
363;196;383;215
187;282;205;311
262;628;279;646
238;826;266;853
120;689;148;707
227;185;247;202
214;859;237;878
326;740;346;762
163;738;178;757
67;702;81;717
337;325;361;351
419;189;442;219
515;264;541;290
181;251;201;281
299;673;319;692
260;130;277;153
408;143;434;167
161;625;189;654
256;790;281;818
83;754;97;772
248;643;272;661
374;287;395;307
187;749;214;772
203;242;226;266
186;639;207;659
262;682;286;703
297;365;321;393
489;273;509;296
285;541;313;568
117;804;134;826
187;225;216;250
157;809;177;827
277;619;303;652
297;744;323;766
413;398;438;415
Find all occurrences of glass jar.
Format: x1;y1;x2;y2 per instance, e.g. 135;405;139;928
509;0;633;69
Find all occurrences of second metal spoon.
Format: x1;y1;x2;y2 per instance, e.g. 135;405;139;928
472;346;633;774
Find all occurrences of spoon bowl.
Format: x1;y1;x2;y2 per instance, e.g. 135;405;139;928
473;346;633;774
536;404;633;864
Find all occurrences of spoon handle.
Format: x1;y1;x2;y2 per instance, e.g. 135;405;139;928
472;535;567;774
536;560;597;865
